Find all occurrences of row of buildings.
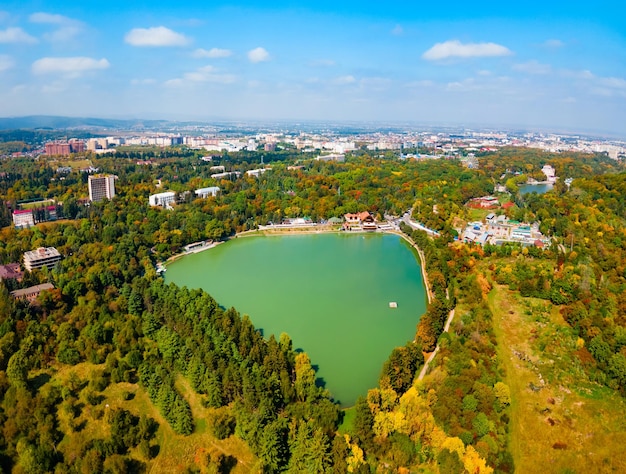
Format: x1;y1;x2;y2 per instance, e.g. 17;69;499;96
11;174;116;229
44;139;85;155
149;186;221;208
0;247;61;303
460;214;550;247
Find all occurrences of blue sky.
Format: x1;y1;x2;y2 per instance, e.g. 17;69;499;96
0;1;625;135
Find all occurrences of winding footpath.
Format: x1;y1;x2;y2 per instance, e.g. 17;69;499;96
417;306;455;381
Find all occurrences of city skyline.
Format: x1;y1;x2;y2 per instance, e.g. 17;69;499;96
0;1;624;135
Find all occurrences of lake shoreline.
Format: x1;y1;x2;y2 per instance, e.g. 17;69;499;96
165;229;429;407
163;226;432;305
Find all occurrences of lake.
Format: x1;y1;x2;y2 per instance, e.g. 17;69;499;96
165;232;427;406
519;183;554;195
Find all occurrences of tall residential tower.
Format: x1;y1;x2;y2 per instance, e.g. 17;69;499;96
88;174;117;202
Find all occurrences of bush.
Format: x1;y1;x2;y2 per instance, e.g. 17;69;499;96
210;410;236;440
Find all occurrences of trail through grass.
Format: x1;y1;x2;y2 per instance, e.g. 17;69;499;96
489;285;626;474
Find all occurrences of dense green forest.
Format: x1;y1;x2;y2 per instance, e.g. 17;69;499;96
0;145;624;472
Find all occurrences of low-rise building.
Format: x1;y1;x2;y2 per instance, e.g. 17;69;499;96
10;283;54;303
195;187;220;198
23;247;62;272
211;171;241;179
149;191;176;208
344;211;376;230
246;168;270;177
0;263;23;281
316;153;345;162
12;209;35;228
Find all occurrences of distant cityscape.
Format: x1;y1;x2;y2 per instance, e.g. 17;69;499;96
1;118;625;161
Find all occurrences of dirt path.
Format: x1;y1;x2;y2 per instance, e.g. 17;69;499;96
417;307;455;381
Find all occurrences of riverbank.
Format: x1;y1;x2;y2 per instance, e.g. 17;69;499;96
387;230;433;305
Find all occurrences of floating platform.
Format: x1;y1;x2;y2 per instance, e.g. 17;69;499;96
389;302;398;308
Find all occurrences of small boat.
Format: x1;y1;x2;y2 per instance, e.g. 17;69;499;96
389;302;397;308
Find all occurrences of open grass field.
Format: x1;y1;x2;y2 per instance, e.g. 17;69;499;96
338;406;356;435
467;208;492;222
50;158;93;171
47;363;257;473
18;199;56;209
488;285;626;474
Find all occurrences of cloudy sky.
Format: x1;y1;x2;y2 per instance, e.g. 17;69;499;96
0;0;625;135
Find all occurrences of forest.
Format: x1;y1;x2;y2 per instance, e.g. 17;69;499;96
0;143;624;472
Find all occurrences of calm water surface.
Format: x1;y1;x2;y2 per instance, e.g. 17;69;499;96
519;183;553;195
165;233;427;406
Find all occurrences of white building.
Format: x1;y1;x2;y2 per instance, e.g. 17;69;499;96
195;187;220;198
246;168;270;177
23;247;62;271
86;138;109;151
149;191;176;208
315;154;345;162
541;164;557;183
12;210;35;229
88;174;117;202
211;171;241;179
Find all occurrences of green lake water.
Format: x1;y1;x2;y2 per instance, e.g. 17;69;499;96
165;232;427;406
519;183;553;195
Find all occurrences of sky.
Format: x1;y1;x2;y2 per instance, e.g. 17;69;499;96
0;1;625;135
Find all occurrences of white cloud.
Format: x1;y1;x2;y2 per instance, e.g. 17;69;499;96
125;26;190;47
29;12;84;42
391;25;403;36
0;27;37;44
32;57;110;76
360;77;391;90
447;78;476;91
406;80;434;88
543;39;565;49
131;78;157;85
599;77;626;90
422;40;512;61
165;65;236;87
192;48;232;58
248;47;270;63
512;60;551;75
184;65;235;83
0;54;14;72
561;69;595;80
29;12;71;24
45;26;82;42
333;75;356;85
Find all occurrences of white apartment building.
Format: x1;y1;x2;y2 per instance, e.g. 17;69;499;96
88;174;117;202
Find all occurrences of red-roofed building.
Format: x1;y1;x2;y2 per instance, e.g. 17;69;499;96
344;211;376;230
12;209;34;228
0;263;23;282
